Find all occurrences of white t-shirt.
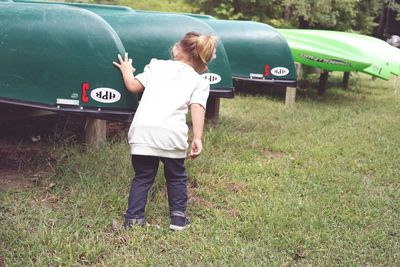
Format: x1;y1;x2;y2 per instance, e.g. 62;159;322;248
128;59;210;158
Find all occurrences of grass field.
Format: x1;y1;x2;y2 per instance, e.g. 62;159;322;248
1;74;399;266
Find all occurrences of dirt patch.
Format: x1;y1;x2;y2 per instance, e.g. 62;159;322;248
0;114;81;192
0;137;55;192
107;122;129;139
188;184;241;218
0;143;55;170
0;141;54;192
225;181;247;193
0;115;129;192
263;149;288;159
0;170;34;192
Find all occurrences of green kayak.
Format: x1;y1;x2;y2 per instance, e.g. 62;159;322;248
311;30;400;78
279;29;400;80
279;29;372;73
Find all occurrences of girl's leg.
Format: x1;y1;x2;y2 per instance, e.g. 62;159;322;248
125;155;159;220
160;157;188;214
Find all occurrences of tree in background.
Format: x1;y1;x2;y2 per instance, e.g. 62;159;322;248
376;0;400;38
57;0;400;36
188;0;399;36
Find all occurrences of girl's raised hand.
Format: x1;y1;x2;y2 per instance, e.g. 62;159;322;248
113;53;136;74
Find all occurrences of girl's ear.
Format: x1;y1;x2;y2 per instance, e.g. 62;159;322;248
172;45;179;59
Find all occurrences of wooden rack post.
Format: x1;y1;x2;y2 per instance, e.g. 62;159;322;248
342;72;350;89
85;118;106;147
205;96;220;125
285;87;297;105
318;71;330;96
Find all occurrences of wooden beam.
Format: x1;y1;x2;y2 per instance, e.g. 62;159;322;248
205;96;220;125
285;87;296;105
85;118;106;147
295;63;304;80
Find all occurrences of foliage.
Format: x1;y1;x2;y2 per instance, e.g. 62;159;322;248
188;0;399;35
353;0;381;34
48;0;399;34
1;74;399;266
83;0;193;12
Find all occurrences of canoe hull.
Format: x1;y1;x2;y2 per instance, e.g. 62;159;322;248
0;2;138;122
140;11;297;87
280;29;400;80
279;29;371;72
15;0;235;98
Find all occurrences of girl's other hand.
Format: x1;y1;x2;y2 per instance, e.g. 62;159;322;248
189;139;202;159
113;53;136;74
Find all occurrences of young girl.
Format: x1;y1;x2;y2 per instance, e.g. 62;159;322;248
113;32;217;231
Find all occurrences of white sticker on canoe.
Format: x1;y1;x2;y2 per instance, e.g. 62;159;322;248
90;88;121;103
271;67;290;76
56;99;79;106
250;73;264;79
202;73;221;85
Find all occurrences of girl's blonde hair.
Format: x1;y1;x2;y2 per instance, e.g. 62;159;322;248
178;32;217;73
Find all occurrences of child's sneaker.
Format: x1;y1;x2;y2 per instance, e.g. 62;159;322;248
169;214;190;231
124;218;147;229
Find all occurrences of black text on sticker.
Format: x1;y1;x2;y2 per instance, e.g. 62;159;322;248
202;73;221;85
90;88;121;104
271;67;290;76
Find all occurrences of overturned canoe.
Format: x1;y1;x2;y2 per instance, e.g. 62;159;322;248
0;1;136;122
190;17;297;86
139;11;297;87
280;29;400;80
14;0;235;98
313;30;400;78
279;29;372;73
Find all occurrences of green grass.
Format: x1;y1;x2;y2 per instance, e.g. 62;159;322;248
1;74;399;266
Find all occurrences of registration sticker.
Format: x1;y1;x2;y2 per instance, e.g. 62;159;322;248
271;67;290;76
202;73;221;85
90;88;121;104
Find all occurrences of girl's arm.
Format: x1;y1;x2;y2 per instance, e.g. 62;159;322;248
113;53;144;93
189;103;206;159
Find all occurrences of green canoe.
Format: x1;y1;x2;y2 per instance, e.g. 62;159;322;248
0;1;136;122
139;11;297;87
1;0;236;122
14;0;234;98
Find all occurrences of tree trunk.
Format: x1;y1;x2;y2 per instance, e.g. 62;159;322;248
284;4;291;21
377;1;387;38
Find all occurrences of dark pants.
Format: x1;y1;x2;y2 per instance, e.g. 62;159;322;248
125;154;188;220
